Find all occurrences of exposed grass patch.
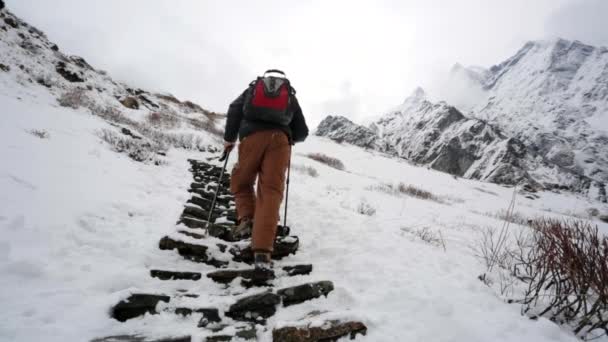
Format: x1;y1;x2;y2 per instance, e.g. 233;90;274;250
306;153;345;171
368;182;442;202
28;129;49;139
356;199;376;216
292;164;319;177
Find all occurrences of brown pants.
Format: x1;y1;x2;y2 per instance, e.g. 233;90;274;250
230;130;291;253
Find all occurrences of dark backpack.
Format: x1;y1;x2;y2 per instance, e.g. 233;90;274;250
243;69;294;126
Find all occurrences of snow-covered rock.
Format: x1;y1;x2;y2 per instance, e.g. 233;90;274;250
317;40;608;202
453;39;608;185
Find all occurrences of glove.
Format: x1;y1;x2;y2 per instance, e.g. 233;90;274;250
224;141;235;153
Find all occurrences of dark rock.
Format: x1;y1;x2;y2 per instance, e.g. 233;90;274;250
316;115;382;150
120;96;140;110
69;55;93;70
272;320;367;342
226;291;280;323
50;44;59;51
283;264;313;276
92;335;190;342
55;61;84;82
0;63;9;72
150;269;201;281
207;264;312;284
277;281;334;306
36;78;51;88
138;94;160;109
194;308;222;327
120;127;142;139
232;236;299;263
599;215;608;223
111;293;170;322
0;0;4;10
158;236;227;267
4;17;17;28
175;307;220;322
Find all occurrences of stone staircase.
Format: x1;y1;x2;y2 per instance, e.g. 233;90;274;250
93;158;367;341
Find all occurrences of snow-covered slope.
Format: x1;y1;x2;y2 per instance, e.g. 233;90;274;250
0;6;223;160
452;39;608;185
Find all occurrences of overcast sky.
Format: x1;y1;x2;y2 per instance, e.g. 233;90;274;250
7;0;608;126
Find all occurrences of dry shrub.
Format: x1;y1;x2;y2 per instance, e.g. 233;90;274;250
187;116;222;137
306;153;345;171
514;219;608;339
98;128;165;164
402;226;447;250
292;164;319;177
475;217;608;340
357;200;376;216
58;88;92;109
369;183;441;202
490;209;532;226
29;129;49;139
146;111;180;129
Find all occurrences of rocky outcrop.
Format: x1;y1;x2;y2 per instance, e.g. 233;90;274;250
315;115;386;151
120;96;140;110
317;88;604;197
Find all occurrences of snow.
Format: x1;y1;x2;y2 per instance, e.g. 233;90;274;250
2;81;607;341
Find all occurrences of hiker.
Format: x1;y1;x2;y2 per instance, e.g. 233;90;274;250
223;69;308;276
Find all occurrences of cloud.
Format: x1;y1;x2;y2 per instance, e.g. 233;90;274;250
6;0;607;126
545;0;608;47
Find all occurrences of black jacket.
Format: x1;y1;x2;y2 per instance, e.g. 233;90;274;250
224;86;309;144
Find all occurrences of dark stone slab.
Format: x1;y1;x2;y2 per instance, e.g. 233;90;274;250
111;294;170;322
232;236;299;263
272;321;367;341
225;291;281;323
207;264;313;284
194;308;222;327
283;264;313;277
158;236;227;267
277;281;334;307
150;269;202;281
92;336;190;342
179;215;212;228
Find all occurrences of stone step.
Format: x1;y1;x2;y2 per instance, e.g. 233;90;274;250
206;264;313;284
92;335;190;342
231;236;299;264
150;269;202;281
202;323;257;341
277;281;334;307
111;293;170;322
225;291;281;323
158;236;228;268
175;307;221;324
189;188;232;206
224;281;334;323
272;320;367;341
182;205;237;223
188;195;232;211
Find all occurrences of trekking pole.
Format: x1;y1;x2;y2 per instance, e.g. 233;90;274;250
204;149;231;235
283;146;292;228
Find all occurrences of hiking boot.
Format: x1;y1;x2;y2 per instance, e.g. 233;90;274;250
248;252;274;286
232;217;253;239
